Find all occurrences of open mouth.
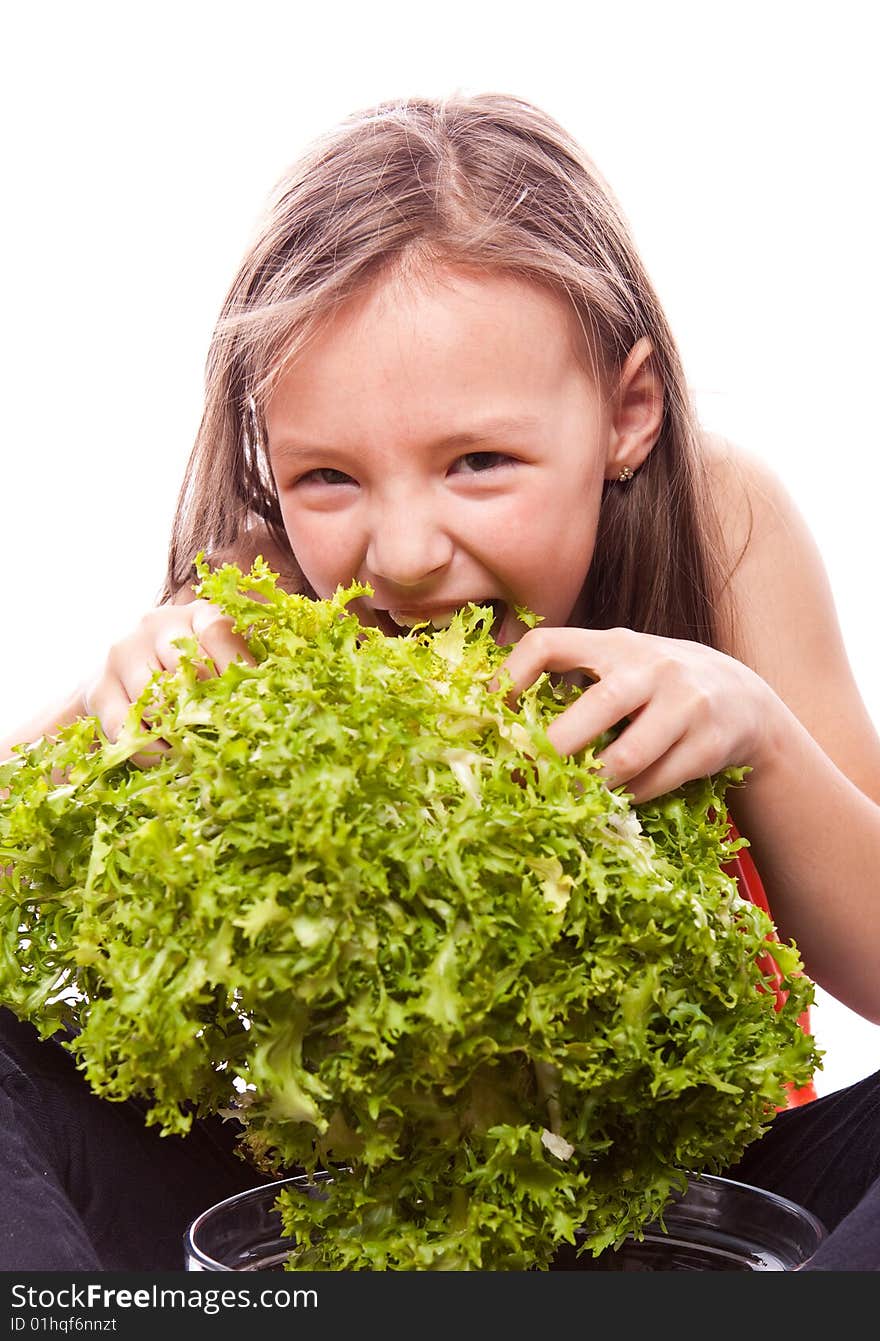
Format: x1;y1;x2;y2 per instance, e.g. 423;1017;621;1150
373;599;506;640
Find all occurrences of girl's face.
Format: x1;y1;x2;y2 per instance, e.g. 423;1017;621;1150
264;266;628;643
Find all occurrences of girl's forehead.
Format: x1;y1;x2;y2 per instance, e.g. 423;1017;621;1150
262;267;605;456
354;262;583;344
268;263;594;405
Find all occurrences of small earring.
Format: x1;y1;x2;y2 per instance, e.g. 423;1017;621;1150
617;465;635;482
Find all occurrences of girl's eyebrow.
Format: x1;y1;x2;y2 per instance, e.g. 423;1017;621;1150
270;414;542;460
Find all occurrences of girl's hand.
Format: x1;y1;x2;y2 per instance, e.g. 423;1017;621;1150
501;626;778;802
81;600;253;757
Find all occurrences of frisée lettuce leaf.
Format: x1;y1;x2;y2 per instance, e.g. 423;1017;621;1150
0;557;818;1269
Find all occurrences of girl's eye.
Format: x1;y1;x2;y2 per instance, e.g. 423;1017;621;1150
299;467;355;486
453;451;511;474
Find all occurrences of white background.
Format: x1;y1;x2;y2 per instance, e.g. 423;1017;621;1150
1;1;877;1095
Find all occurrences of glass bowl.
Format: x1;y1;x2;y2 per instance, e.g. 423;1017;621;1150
184;1171;826;1272
555;1173;827;1271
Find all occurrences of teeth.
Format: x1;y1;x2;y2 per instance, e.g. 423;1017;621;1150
384;601;505;633
388;609;455;630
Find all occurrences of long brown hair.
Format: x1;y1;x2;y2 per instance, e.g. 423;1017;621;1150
163;92;731;647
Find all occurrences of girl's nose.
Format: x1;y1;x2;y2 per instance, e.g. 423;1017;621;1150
364;498;454;588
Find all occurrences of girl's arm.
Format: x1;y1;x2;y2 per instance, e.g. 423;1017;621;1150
0;598;250;769
0;690;88;765
0;534;296;766
501;439;880;1022
708;440;880;1022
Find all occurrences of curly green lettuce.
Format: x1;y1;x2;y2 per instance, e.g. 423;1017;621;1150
0;558;818;1270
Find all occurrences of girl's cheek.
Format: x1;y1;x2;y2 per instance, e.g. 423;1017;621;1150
283;511;363;592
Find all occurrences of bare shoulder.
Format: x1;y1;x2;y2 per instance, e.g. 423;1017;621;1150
699;430;880;800
700;431;794;561
171;527;304;605
699;429;835;661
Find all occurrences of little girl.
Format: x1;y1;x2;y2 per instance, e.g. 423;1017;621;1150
2;93;880;1271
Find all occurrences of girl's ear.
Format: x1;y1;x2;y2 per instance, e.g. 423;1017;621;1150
603;337;664;480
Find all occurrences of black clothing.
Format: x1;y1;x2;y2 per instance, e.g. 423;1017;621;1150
725;1070;880;1270
0;1008;274;1270
2;1006;878;1270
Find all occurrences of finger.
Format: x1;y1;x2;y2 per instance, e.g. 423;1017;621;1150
115;656;164;716
102;644;172;747
189;602;254;674
618;742;710;805
89;674;139;744
103;677;171;765
590;702;691;789
623;725;752;804
500;628;607;699
543;669;653;757
154;628;206;678
130;739;171;769
152;630;191;674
